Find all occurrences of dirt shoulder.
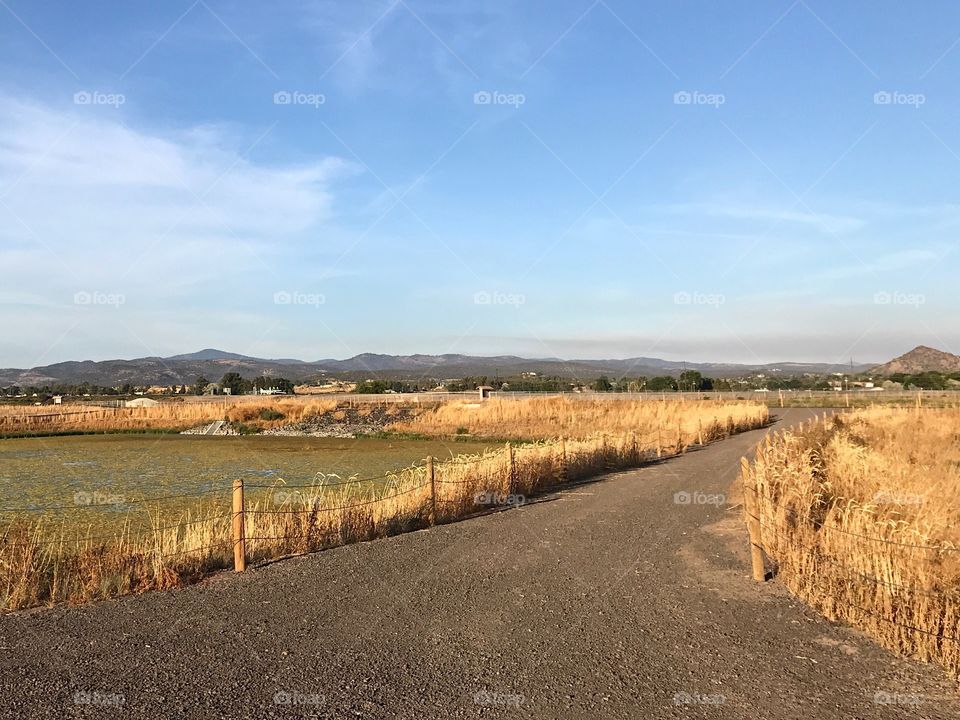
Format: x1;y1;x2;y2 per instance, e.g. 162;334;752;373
0;409;955;719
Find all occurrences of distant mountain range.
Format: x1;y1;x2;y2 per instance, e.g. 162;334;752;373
0;348;878;387
869;345;960;375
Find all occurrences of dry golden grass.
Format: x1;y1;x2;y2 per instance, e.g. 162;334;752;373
742;407;960;677
0;398;339;435
390;396;766;442
1;398;767;610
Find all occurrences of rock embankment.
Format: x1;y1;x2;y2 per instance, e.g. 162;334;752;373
261;405;418;438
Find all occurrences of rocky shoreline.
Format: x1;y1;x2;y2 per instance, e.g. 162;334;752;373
263;405;417;437
181;405;420;438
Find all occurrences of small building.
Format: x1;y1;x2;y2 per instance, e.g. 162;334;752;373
125;397;160;408
52;395;63;405
478;385;494;399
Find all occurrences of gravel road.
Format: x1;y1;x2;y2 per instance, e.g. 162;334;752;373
1;408;957;719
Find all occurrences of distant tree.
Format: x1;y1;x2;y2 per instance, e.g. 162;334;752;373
678;370;703;392
592;375;613;392
194;376;209;395
355;380;389;394
219;372;244;395
648;376;678;392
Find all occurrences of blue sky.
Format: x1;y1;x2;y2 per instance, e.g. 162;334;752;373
1;0;958;367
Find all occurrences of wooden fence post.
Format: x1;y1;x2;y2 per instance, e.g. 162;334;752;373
778;389;784;408
427;456;436;525
560;437;567;482
656;423;662;458
740;457;765;582
697;417;703;446
676;423;683;454
232;478;246;572
506;442;515;494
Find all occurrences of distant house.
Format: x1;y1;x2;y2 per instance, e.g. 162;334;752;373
203;383;221;396
52;395;63;405
125;397;160;408
478;385;494;399
257;387;285;395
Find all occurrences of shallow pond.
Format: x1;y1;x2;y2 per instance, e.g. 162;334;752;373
0;433;495;531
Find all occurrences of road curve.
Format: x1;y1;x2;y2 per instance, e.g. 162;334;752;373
1;409;956;719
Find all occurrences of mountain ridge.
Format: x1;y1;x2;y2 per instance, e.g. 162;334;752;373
0;349;877;387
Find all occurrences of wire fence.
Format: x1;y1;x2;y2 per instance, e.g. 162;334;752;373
739;420;960;663
0;414;740;569
0;401;772;612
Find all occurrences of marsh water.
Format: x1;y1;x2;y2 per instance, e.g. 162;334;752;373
0;433;494;531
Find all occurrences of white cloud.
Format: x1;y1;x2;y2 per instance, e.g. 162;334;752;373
0;96;350;364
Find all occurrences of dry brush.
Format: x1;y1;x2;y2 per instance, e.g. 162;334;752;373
742;407;960;677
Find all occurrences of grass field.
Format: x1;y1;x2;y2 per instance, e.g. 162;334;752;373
0;397;347;436
741;407;960;678
0;397;768;610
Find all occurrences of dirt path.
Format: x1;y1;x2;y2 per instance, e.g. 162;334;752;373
1;409;956;719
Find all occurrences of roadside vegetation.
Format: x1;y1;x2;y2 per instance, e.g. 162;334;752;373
0;397;767;610
741;407;960;678
0;398;341;437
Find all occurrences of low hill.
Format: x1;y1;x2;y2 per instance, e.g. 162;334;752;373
0;349;874;388
870;346;960;375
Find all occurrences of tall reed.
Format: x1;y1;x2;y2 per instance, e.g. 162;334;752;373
743;407;960;677
0;398;339;435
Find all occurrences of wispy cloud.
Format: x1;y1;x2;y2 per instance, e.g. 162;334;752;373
0;95;351;362
661;202;866;234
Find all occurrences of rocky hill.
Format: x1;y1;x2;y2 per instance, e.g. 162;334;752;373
870;345;960;375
